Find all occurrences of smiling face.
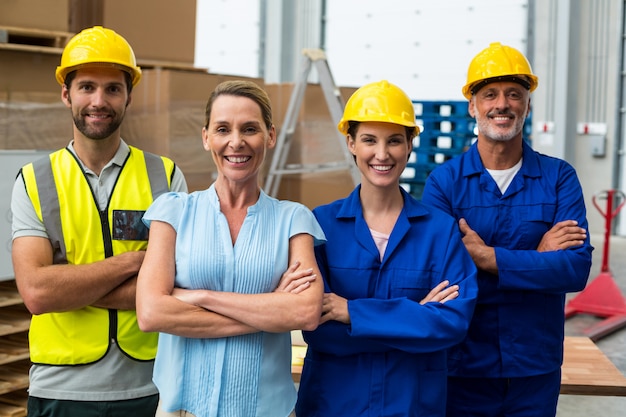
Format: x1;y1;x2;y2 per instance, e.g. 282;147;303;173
469;81;530;143
62;67;130;141
202;94;276;186
348;121;412;189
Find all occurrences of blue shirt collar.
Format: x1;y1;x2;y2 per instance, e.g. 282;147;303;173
463;140;541;179
336;184;430;219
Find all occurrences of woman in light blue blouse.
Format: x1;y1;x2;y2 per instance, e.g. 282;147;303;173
136;80;325;417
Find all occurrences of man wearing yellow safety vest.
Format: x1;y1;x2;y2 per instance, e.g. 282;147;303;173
10;26;187;417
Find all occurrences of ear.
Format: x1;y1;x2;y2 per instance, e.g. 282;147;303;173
468;98;476;118
61;85;71;108
202;126;211;151
266;125;277;149
346;135;356;155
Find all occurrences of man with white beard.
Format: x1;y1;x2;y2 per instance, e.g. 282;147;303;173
421;42;593;417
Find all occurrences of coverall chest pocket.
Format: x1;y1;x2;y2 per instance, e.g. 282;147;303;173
389;269;436;301
519;203;557;244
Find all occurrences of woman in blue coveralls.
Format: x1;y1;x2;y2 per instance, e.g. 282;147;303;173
295;80;479;417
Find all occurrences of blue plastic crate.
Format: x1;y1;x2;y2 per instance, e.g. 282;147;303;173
413;101;470;118
407;100;478;201
405;100;533;200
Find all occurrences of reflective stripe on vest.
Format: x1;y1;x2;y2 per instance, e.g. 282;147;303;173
22;146;174;365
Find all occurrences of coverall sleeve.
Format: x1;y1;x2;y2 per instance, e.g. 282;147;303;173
305;222;478;356
495;166;592;293
423;160;593;295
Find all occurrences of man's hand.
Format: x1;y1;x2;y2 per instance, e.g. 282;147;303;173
537;220;586;252
459;218;498;274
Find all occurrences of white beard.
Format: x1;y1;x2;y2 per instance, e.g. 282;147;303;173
475;112;525;142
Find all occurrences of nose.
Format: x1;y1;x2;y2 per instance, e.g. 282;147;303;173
494;91;509;110
229;131;245;149
374;142;389;160
91;88;107;107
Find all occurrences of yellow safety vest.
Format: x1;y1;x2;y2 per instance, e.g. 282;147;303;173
21;146;175;365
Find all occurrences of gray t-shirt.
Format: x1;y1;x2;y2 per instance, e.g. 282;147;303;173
11;140;187;401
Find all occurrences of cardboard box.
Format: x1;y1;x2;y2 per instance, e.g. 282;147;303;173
0;49;70;151
0;0;70;32
67;0;196;64
0;57;355;209
101;0;196;64
263;83;357;207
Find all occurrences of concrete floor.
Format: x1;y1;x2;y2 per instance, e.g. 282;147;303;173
556;234;626;416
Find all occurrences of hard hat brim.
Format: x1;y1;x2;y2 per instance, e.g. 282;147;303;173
55;62;142;87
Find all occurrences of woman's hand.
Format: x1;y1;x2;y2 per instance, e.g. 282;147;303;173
420;280;459;305
320;292;350;325
275;261;317;294
171;287;204;307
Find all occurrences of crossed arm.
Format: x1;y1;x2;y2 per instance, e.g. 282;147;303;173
135;220;323;338
458;218;587;275
320;280;460;325
12;236;142;315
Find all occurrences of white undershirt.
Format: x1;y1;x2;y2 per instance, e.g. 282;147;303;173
486;158;522;194
370;228;390;261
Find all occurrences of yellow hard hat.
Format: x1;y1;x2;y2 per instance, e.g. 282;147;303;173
55;26;142;87
462;42;538;100
338;80;420;137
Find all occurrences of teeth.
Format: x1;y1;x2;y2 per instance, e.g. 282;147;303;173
226;156;250;163
372;165;392;171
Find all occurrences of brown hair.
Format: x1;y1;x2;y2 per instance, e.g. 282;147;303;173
204;80;273;130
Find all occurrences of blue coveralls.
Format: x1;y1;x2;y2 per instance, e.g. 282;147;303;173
421;141;593;416
296;187;478;417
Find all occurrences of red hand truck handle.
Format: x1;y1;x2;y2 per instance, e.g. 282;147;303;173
592;190;626;220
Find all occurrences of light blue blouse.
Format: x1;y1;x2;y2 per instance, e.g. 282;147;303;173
143;185;325;417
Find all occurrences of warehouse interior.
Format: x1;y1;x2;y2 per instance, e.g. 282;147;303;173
1;0;626;416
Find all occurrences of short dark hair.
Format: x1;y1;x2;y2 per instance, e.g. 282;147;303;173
347;121;416;141
64;69;133;94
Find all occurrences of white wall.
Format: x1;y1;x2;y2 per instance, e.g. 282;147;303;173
195;0;530;101
194;0;261;77
324;0;529;101
0;150;52;281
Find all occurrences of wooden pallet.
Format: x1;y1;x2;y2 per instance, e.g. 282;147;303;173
0;26;73;48
0;333;29;366
0;281;28;417
0;389;26;417
0;307;30;338
0;292;22;310
0;402;26;417
0;361;30;396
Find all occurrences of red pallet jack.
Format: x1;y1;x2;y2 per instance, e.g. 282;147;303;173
565;189;626;341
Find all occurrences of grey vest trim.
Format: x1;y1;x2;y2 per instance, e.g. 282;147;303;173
142;152;169;200
32;150;170;263
33;157;67;265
